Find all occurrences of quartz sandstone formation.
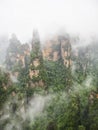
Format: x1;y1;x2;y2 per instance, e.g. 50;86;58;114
43;35;72;67
29;30;45;87
6;33;72;88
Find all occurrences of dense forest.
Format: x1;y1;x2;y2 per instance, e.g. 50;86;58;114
0;30;98;130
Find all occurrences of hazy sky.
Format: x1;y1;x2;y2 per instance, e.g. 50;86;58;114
0;0;98;42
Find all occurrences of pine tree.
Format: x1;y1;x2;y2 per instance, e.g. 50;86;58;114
29;30;46;88
5;34;21;70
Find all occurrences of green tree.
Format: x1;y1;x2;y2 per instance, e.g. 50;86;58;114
0;69;12;109
5;34;21;70
30;30;47;88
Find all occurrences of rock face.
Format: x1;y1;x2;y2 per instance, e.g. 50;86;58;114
5;34;30;72
43;34;72;67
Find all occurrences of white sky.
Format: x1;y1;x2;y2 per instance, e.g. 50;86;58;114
0;0;98;42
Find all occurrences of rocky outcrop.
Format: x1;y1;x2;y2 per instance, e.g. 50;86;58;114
6;35;30;71
43;35;72;67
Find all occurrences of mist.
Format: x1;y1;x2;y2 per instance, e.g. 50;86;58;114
0;0;98;130
0;0;98;42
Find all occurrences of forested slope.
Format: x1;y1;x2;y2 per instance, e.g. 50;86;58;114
0;31;98;130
